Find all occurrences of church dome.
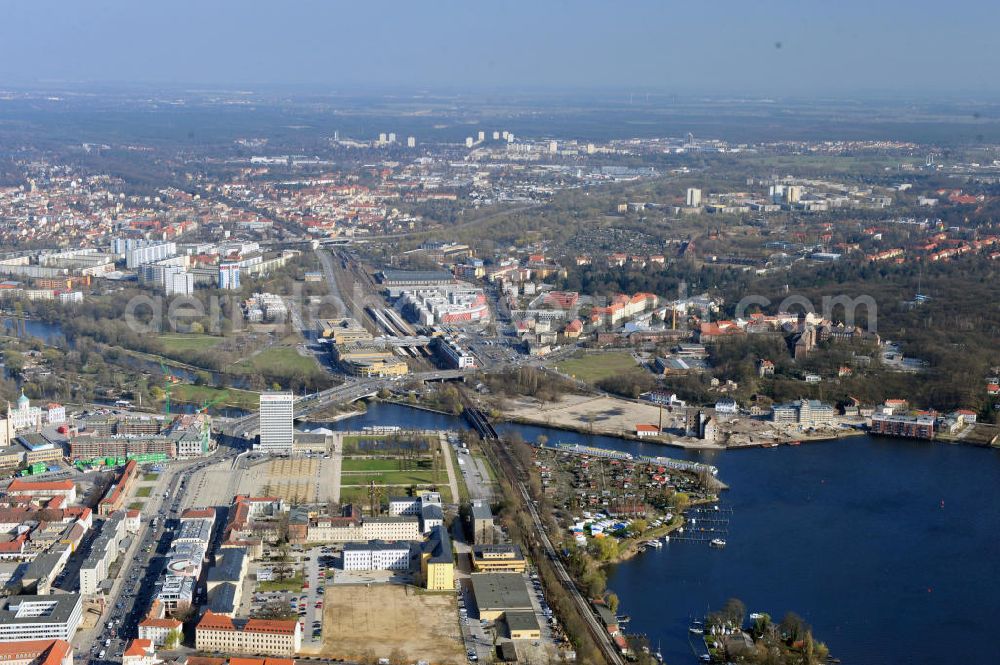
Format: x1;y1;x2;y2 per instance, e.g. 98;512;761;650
17;392;29;409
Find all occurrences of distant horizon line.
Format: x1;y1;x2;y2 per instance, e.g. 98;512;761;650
3;81;1000;106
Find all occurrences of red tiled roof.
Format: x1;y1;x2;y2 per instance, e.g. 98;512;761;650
197;611;236;631
243;618;298;635
123;639;153;658
0;639;72;665
181;508;216;519
7;479;75;492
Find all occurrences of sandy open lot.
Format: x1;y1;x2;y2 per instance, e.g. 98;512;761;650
317;584;464;664
504;393;685;440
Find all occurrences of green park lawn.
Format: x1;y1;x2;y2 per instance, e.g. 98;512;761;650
556;351;645;384
341;458;411;472
167;384;259;412
156;333;225;355
233;346;321;377
339;469;443;486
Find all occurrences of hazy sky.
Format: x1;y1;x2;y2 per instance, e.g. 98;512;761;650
3;0;997;96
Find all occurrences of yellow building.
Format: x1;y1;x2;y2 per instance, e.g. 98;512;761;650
472;544;527;573
351;357;409;378
318;318;373;344
420;525;454;591
505;611;542;640
0;444;22;471
334;342;409;378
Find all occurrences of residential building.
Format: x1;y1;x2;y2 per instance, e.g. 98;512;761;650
218;263;240;290
685;188;702;207
122;639;157;665
869;413;935;440
771;399;836;427
137;601;182;646
714;398;738;415
79;511;129;595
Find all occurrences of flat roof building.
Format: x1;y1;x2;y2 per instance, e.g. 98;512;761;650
257;393;293;454
472;544;527;574
504;611;541;640
470;500;494;545
469;573;533;621
0;595;83;643
342;541;411;572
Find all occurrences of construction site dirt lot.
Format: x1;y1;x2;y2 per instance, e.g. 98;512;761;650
503;394;721;448
315;584;465;665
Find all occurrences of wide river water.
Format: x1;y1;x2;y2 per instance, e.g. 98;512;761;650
307;401;1000;665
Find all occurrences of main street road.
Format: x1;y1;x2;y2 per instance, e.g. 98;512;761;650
79;446;239;664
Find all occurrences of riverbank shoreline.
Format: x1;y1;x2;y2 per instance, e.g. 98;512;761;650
500;410;869;450
611;497;719;564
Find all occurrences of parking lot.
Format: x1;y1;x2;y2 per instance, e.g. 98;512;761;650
454;568;559;664
247;545;332;649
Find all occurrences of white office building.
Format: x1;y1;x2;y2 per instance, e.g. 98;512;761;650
342;542;411;572
686;188;702;207
0;594;83;642
257;392;294;454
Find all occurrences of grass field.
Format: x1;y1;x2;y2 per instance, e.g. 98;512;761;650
135;487;152;497
341;458;417;472
167;384;259;411
128;501;145;510
142;473;159;482
156;333;224;354
258;573;304;592
340;470;443;486
556;350;645;383
318;584;463;664
338;486;370;505
234;346;321;377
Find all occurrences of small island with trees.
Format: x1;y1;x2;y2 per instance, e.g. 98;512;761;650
700;598;832;665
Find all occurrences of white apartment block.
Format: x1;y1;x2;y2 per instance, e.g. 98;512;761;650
126;242;178;269
79;511;128;595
